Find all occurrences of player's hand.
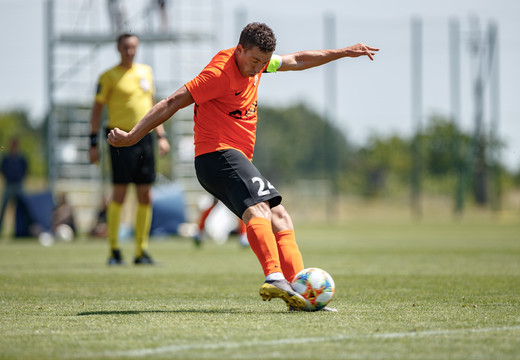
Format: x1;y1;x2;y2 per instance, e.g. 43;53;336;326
88;146;100;163
346;43;379;60
107;127;132;147
158;137;171;157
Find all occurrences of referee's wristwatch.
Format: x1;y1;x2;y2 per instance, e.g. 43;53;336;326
89;133;98;147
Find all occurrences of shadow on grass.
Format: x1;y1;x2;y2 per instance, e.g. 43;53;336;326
76;309;250;316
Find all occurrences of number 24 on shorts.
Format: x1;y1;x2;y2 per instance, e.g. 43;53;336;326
251;177;274;196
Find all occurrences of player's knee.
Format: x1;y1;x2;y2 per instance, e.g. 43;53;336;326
271;204;293;232
242;201;272;224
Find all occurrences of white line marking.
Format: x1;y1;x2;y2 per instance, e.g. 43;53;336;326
87;325;520;358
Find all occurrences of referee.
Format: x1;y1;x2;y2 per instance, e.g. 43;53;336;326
89;33;170;265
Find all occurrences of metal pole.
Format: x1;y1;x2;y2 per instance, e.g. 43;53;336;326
45;0;56;192
324;13;337;126
323;13;338;220
449;18;465;215
411;17;423;218
469;17;488;205
324;12;338;183
488;21;500;210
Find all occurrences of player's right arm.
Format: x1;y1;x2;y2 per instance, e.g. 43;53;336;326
88;101;104;163
278;43;379;72
108;85;194;147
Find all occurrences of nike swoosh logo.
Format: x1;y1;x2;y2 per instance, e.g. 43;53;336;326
235;90;243;96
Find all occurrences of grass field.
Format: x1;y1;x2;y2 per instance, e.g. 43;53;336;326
1;218;519;359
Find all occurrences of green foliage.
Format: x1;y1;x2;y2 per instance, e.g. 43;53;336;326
0;111;46;178
422;115;472;177
350;135;412;197
254;105;518;202
255;103;352;185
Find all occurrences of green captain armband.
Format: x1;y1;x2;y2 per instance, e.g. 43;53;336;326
266;54;282;73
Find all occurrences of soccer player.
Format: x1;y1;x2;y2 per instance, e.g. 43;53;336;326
89;33;171;266
108;23;378;308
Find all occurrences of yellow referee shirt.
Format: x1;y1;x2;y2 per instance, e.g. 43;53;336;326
95;63;154;132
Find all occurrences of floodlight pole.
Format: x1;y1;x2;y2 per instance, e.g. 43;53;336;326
45;0;56;192
487;21;500;211
469;17;488;205
449;18;465;215
411;17;423;219
324;12;338;221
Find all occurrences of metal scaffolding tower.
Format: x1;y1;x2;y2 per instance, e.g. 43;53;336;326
45;0;220;231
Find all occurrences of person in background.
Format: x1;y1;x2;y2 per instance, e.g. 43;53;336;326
0;138;28;235
89;33;171;265
108;23;378;310
193;196;249;248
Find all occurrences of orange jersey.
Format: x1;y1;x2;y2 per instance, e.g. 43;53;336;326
185;48;268;161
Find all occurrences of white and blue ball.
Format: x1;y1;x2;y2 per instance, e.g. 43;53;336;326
292;268;335;311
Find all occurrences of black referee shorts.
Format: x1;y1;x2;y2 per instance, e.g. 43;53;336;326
108;131;156;185
194;149;282;218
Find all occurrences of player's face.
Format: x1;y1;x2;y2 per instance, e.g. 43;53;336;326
118;36;139;66
235;45;273;78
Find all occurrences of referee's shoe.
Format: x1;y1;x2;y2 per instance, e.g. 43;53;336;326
108;249;124;266
134;251;156;265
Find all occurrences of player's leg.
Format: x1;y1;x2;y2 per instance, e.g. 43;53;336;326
107;183;127;265
271;203;336;313
134;184;153;264
193;197;218;247
0;188;11;231
243;203;306;310
107;141;135;265
132;133;156;264
271;204;304;283
242;201;279;275
195;149;305;309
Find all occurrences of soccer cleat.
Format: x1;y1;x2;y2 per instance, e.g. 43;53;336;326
134;251;155;265
108;249;124;266
259;279;306;310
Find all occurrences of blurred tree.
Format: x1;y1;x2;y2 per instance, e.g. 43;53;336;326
421;115;475;177
513;168;520;187
353;135;411;198
255;103;352;186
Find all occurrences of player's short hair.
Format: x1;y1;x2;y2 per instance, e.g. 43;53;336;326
117;33;138;45
239;23;276;53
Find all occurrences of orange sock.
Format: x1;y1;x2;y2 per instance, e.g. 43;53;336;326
198;201;217;231
275;230;304;283
246;217;281;276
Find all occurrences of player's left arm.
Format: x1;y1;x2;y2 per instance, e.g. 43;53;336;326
278;43;379;72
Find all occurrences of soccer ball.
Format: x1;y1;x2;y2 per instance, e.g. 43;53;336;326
292;268;335;311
